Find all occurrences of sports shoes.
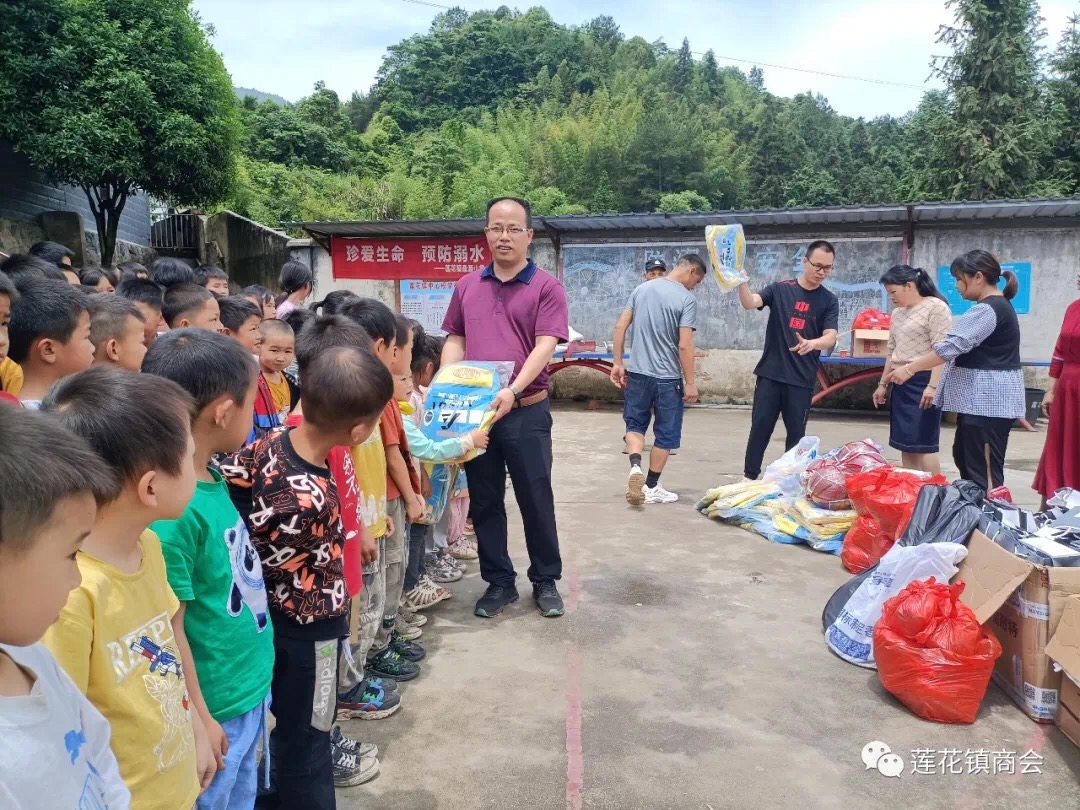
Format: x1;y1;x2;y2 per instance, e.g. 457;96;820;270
331;725;377;759
403;578;452;611
367;647;420;682
626;465;646;506
441;550;467;572
425;555;463;583
643;484;679;504
533;580;565;617
474;584;519;618
463;519;475;538
337;681;401;720
395;614;423;640
448;539;478;561
332;740;380;787
390;632;426;662
398;606;427;628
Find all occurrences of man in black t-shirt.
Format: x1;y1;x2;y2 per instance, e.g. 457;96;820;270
737;240;840;480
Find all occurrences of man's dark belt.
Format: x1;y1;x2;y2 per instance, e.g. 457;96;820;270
512;390;548;409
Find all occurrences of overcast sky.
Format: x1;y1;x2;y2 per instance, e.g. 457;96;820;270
192;0;1076;119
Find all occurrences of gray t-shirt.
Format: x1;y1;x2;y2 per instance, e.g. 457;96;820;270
626;278;697;380
0;642;130;809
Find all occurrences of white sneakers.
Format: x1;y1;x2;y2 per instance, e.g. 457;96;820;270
644;485;679;504
627;466;646;505
626;466;679;505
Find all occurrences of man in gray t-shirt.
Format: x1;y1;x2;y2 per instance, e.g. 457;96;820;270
611;254;706;505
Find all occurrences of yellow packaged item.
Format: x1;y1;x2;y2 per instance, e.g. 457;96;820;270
705;224;749;293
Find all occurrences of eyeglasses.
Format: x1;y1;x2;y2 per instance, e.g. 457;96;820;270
805;260;834;273
484;226;529;237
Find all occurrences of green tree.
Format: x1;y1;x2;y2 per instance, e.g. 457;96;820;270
932;0;1048;198
1047;16;1080;193
673;38;694;94
657;190;711;212
0;0;240;266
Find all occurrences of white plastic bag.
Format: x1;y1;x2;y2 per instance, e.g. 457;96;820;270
825;542;969;668
705;224;749;293
762;436;820;496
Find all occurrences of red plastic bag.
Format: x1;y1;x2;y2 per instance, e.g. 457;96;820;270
840;515;887;574
874;578;1002;723
804;440;888;509
853;309;892;330
847;468;947;541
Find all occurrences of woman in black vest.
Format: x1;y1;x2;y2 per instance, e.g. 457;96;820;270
887;250;1024;493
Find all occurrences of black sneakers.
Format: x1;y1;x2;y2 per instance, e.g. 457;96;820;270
474;584;519;617
533;581;564;618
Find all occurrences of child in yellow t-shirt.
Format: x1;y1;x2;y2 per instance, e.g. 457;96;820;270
42;367;213;809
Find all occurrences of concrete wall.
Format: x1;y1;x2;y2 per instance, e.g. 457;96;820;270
205;211;292;290
0;141;151;248
297;219;1077;405
910;224;1079;363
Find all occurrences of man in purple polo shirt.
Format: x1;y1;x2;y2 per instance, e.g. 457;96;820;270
441;197;569;619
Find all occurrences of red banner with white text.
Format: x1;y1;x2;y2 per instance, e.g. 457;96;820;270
331;236;489;281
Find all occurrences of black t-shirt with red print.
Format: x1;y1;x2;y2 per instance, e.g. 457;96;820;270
219;427;349;640
754;280;840;389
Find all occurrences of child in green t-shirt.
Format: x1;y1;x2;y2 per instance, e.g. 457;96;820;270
145;328;274;809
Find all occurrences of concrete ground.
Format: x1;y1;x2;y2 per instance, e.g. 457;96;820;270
340;404;1080;810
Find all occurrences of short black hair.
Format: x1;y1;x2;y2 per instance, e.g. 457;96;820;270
260;318;294;342
294;314;371;375
218;296;262;332
163;283;215;327
240;284;274;306
143;328;258;414
281;307;313;337
1;253;68;283
301;346;392;432
42;366;196;490
805;240;836;259
312;290;359;317
195;265;229;287
28;241;74;268
340;298;397;346
486;196;533;229
116;278;164;311
8;278;90;364
279;260;313;295
0;270;19;306
149;257;195;288
393;313;412;347
116;261;147;277
88;294;145;349
0;406;118;550
677;253;708;274
412;332;443;374
80;267;117;289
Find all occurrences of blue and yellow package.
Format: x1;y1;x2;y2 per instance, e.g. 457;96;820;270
705;223;748;293
418;462;458;526
421;361;514;462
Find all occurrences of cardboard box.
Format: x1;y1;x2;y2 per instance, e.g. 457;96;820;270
852;329;889;358
952;531;1080;722
1046;597;1080;746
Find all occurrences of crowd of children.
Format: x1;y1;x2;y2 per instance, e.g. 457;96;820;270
0;245;480;809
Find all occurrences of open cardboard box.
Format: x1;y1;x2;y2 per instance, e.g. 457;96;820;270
952;531;1080;723
852;329;890;358
1046;597;1080;746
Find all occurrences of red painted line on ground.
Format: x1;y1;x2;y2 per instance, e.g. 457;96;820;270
565;645;584;810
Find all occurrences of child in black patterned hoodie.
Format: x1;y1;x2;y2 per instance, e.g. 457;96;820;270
219;345;392;810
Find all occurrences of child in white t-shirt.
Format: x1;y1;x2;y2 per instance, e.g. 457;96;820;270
0;406;130;809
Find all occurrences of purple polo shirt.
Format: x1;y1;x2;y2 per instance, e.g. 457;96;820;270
442;260;569;396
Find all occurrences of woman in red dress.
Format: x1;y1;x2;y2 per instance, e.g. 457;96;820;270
1033;274;1080;505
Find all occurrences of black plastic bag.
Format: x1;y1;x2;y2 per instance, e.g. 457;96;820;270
898;480;985;546
821;482;982;631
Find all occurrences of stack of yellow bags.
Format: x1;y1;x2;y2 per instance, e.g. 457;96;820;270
697;480;780;519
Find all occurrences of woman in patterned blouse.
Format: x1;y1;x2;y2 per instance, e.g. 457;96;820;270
873;265;952;475
888;250;1024;494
